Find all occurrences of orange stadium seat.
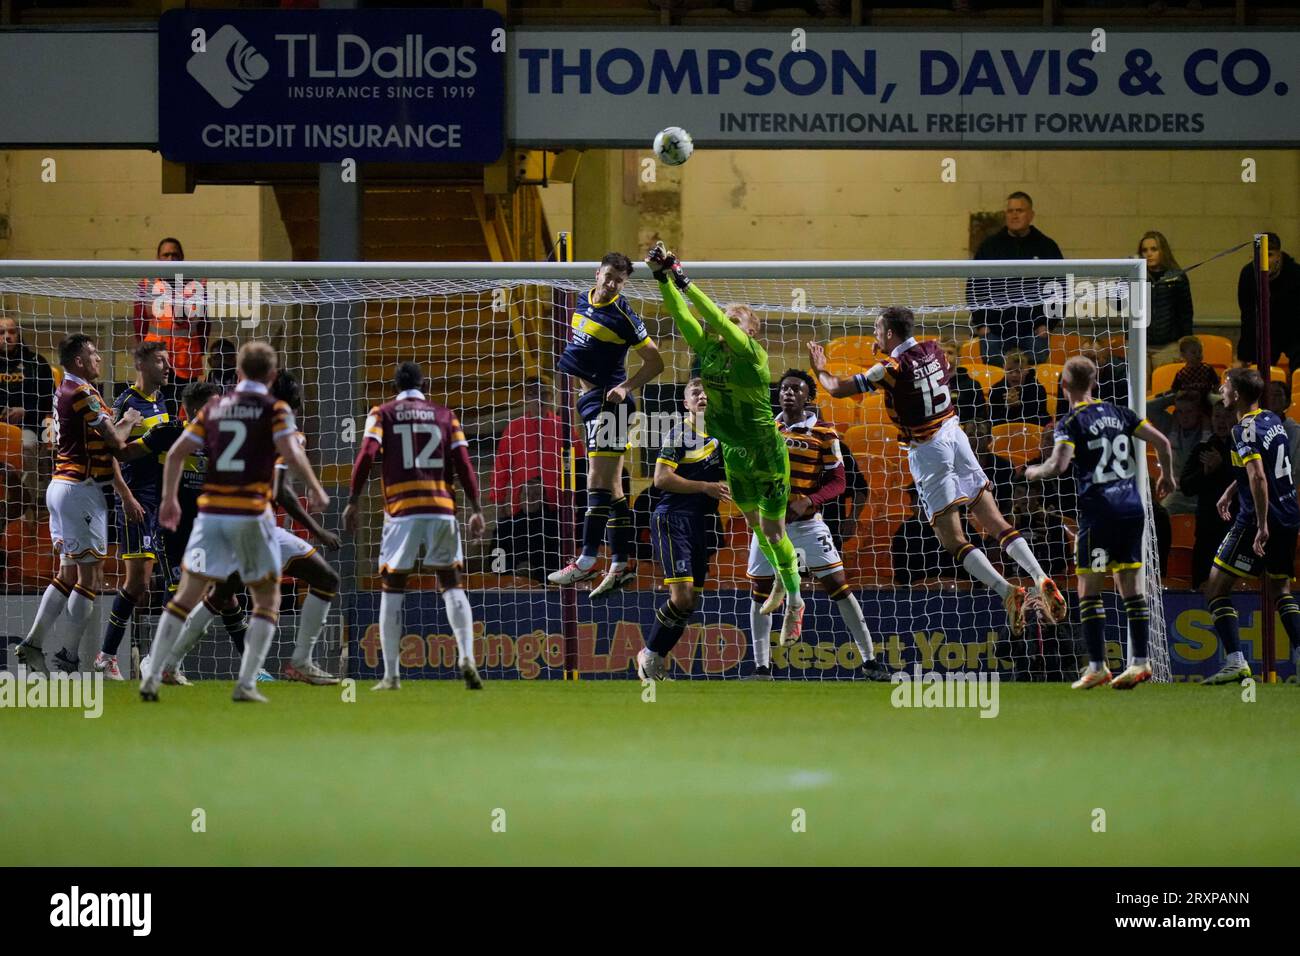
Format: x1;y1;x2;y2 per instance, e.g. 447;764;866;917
1034;363;1065;418
1198;334;1234;371
1243;364;1288;383
1150;363;1181;395
825;336;877;366
1170;513;1196;550
0;424;23;473
961;362;1004;400
959;338;982;365
1287;398;1300;423
990;423;1046;468
1048;333;1087;366
817;391;864;430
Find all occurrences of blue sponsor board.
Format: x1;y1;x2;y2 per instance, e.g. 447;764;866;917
159;9;504;163
343;589;1297;681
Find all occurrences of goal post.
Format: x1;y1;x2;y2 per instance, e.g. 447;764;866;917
0;256;1167;682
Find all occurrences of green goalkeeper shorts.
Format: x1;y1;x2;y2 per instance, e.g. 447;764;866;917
722;429;790;520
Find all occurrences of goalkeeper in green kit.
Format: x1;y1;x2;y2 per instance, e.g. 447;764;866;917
645;242;805;645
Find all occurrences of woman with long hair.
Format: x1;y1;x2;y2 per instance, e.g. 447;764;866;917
1138;230;1194;371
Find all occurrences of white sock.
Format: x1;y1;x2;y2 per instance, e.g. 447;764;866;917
237;615;277;690
292;593;332;666
165;602;217;671
961;547;1011;598
145;606;187;682
1087;661;1104;674
1004;536;1049;586
834;594;875;661
55;587;96;659
1131;656;1149;667
1227;650;1246;668
575;554;597;571
25;582;70;647
380;590;404;680
442;588;476;667
608;560;627;574
750;601;772;668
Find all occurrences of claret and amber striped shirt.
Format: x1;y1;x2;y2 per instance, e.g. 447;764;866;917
52;372;113;485
178;379;296;517
363;389;470;518
777;411;846;516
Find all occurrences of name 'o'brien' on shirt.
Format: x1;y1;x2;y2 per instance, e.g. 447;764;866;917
178;380;297;517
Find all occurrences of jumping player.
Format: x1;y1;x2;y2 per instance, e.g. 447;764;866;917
549;252;665;598
637;378;728;681
140;341;327;703
1026;355;1177;689
646;242;806;645
343;361;486;691
746;369;888;680
809;307;1067;635
16;334;140;674
1199;367;1300;685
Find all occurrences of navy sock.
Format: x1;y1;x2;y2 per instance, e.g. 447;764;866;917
1079;597;1106;666
581;489;613;559
220;602;249;655
101;589;138;657
1275;593;1300;656
647;599;694;655
1122;595;1150;660
1209;596;1240;655
607;497;633;565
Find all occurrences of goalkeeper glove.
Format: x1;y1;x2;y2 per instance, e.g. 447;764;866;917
663;253;691;291
645;242;671;281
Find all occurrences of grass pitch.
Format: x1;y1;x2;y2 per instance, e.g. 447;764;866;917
2;680;1296;866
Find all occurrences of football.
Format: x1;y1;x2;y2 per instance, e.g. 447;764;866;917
653;126;694;166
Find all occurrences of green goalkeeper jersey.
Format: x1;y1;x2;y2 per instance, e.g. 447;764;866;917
660;281;776;448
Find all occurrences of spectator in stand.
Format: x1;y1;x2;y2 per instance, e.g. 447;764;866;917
1180;403;1235;587
962;418;1018;511
1263;380;1300;475
969;191;1064;367
1161;389;1211;515
488;380;583;579
822;443;867;553
940;339;989;423
1057;345;1129;412
0;314;56;512
1237;232;1300;365
1010;481;1071;577
135;237;207;414
988;349;1049;425
1151;335;1220;418
1031;424;1077;520
205;338;239;392
1138;231;1194;371
1150;475;1172;577
891;486;958;584
489;479;561;583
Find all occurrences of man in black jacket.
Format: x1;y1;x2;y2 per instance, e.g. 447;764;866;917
970;191;1064;368
1237;233;1300;365
1180;403;1235;588
0;315;56;510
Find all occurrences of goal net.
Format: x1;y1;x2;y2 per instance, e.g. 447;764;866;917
0;257;1166;683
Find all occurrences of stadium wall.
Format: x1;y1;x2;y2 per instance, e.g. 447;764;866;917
1;592;1289;682
578;147;1300;328
342;591;1294;682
